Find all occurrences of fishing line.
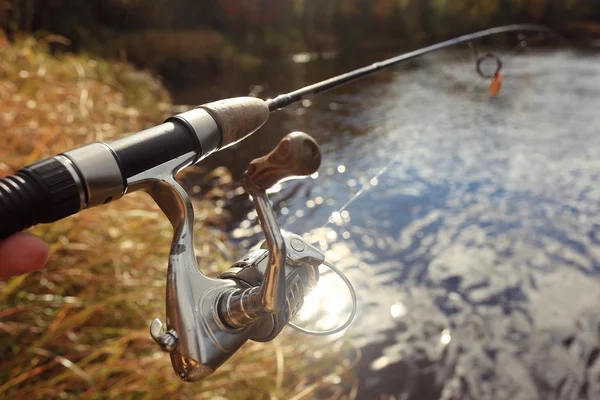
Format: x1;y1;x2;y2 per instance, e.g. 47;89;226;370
282;24;561;338
292;63;491;333
319;153;402;231
271;25;560;235
315;103;457;232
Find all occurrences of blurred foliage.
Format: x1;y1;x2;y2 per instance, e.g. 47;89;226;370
0;33;357;399
2;0;599;83
4;0;599;45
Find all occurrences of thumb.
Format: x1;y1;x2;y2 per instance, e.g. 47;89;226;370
0;233;50;280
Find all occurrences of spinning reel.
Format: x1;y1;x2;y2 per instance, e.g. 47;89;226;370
147;131;356;381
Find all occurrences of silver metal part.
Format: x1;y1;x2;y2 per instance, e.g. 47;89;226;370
218;177;287;329
278;232;325;267
224;233;355;338
133;151;255;382
127;151;198;189
220;232;322;342
54;155;86;209
168;108;221;161
150;318;179;352
248;183;287;314
62;142;124;207
290;238;305;252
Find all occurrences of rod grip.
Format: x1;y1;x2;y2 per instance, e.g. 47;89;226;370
245;132;321;191
199;97;269;150
0;158;82;240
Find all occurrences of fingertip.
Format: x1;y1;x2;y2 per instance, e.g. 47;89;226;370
0;233;50;279
23;233;50;268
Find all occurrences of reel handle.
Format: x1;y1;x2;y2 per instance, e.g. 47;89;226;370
245;131;321;190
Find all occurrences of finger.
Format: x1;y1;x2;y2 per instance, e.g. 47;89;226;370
0;233;50;280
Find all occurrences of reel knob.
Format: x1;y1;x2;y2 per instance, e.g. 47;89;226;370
245;131;321;190
150;318;178;352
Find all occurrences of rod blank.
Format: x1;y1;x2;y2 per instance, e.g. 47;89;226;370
266;24;560;112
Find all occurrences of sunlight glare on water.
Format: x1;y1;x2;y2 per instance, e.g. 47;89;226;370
390;303;407;319
266;183;282;194
440;329;451;345
296;271;351;332
223;49;600;399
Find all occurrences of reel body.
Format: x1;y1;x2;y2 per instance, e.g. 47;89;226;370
147;131;349;381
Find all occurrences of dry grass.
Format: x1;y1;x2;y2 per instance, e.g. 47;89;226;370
0;33;356;399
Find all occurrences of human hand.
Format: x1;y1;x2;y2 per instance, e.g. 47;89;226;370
0;233;49;280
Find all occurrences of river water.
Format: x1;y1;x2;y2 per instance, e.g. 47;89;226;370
176;47;600;399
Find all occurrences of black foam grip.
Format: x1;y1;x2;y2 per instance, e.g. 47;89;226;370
0;158;82;240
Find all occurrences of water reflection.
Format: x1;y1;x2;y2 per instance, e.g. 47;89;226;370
296;271;351;331
390;303;407;319
440;329;451;345
371;356;390;371
199;49;600;399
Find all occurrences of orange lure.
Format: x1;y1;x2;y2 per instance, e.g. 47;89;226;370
488;72;504;96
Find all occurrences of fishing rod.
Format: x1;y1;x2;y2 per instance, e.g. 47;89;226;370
0;24;556;382
267;24;557;110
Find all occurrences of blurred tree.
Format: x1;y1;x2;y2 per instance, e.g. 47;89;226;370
373;0;394;20
528;0;549;19
3;0;598;81
0;1;7;30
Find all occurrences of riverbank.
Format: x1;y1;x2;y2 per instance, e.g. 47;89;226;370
0;34;355;399
6;0;599;91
